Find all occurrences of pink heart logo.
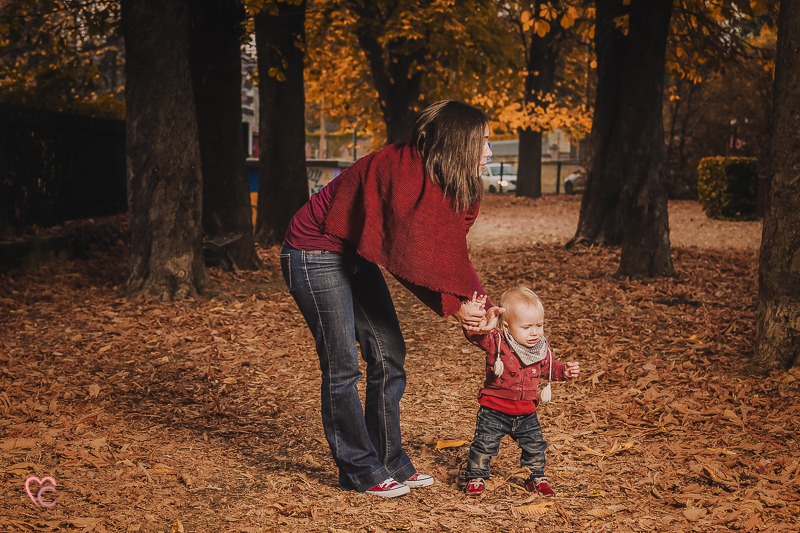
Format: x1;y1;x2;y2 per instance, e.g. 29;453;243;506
25;476;57;507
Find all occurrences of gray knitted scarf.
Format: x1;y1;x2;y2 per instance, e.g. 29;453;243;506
503;331;548;366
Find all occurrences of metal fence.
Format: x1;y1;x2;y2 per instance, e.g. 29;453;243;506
0;104;127;232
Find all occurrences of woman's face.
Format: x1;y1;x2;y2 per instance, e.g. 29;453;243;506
478;125;492;177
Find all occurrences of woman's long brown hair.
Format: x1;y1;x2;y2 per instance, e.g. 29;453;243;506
410;100;488;213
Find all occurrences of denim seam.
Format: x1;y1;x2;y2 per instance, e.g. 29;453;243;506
354;297;391;466
280;254;291;289
301;251;341;459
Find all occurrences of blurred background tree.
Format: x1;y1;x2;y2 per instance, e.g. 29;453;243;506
304;0;516;148
489;1;594;199
663;1;777;199
0;0;125;118
251;0;309;246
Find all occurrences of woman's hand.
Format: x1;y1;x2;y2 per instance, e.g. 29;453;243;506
454;292;487;331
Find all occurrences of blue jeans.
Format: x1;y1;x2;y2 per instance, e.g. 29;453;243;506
465;406;548;479
280;244;416;491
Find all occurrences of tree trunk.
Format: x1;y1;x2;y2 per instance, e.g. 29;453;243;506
253;0;308;246
569;0;675;279
189;0;262;270
347;1;423;145
516;2;560;200
516;129;542;198
122;0;214;300
752;1;800;373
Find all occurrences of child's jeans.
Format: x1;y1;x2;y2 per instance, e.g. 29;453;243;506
465;406;548;479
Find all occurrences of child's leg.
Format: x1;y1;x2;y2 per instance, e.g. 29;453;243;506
511;411;548;478
465;406;511;479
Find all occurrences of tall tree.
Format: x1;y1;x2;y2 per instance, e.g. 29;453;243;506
568;0;675;278
516;2;566;199
122;0;213;299
489;1;593;196
753;0;800;373
306;0;512;147
253;0;308;246
189;0;262;270
343;0;423;144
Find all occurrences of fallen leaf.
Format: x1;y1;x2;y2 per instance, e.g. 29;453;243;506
516;502;553;516
607;439;635;457
420;435;437;446
1;462;35;475
587;507;615;518
723;409;743;425
577;444;604;456
0;438;37;451
64;518;100;528
699;462;737;487
435;439;468;450
683;507;707;521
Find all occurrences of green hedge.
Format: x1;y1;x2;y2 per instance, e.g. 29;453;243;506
697;157;757;221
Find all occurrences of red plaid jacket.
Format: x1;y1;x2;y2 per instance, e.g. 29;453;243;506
466;329;566;402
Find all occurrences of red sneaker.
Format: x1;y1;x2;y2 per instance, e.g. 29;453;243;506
366;478;410;498
466;478;485;496
524;476;555;496
403;473;434;488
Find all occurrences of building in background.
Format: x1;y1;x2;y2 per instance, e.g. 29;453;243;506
488;131;588;194
241;37;258;158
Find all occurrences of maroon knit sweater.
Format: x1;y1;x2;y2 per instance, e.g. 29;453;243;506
324;143;478;317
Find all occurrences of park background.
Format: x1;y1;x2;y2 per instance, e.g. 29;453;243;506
1;1;799;532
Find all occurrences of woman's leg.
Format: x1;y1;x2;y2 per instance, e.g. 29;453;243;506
350;260;415;483
280;246;391;491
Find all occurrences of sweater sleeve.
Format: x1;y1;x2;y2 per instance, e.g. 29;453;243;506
464;329;500;366
397;261;492;316
465;202;480;234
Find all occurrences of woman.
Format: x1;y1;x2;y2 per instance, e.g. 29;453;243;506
280;100;501;497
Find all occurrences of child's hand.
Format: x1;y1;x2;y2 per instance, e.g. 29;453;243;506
466;292;487;312
564;362;580;379
472;305;505;333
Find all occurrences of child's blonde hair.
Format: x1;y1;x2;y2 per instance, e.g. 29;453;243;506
497;286;544;329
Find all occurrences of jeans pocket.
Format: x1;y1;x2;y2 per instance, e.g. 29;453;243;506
280;253;291;289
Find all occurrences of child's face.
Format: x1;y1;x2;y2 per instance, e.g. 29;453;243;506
504;303;544;347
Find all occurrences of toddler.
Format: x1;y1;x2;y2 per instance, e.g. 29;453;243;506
462;286;579;496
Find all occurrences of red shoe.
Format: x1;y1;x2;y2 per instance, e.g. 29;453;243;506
524;476;555;496
366;478;410;498
403;473;434;488
466;478;485;496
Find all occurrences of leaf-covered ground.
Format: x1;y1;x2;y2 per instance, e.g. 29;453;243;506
1;195;798;532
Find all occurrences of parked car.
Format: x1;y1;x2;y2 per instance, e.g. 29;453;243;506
564;168;587;194
481;163;517;193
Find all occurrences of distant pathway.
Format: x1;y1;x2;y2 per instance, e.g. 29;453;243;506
468;195;762;251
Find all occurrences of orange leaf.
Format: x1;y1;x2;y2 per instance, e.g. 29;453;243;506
435;439;468;450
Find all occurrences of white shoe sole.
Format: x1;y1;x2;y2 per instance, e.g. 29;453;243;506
403;474;434;488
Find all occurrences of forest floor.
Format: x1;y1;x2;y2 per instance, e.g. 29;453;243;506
1;194;797;533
